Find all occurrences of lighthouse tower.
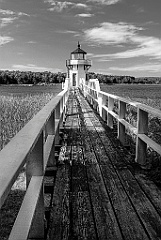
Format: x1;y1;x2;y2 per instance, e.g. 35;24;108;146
66;42;92;87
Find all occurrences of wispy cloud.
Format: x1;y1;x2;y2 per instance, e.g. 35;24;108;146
0;9;15;15
0;9;30;27
17;12;30;17
84;22;143;45
137;7;145;13
12;64;62;72
84;22;161;60
76;13;94;17
87;53;94;57
47;1;73;12
0;9;30;16
27;41;37;44
75;3;88;8
0;35;14;45
56;30;78;35
88;0;121;5
0;17;18;27
107;38;161;60
44;0;88;12
110;63;161;73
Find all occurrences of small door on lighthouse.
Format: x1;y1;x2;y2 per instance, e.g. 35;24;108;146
72;73;77;86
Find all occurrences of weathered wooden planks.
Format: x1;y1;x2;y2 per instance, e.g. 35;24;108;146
48;92;97;240
80;104;149;239
48;89;161;240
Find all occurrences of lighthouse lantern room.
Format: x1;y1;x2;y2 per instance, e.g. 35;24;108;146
66;42;92;87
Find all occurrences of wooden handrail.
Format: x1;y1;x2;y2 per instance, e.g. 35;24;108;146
0;88;69;239
81;80;161;166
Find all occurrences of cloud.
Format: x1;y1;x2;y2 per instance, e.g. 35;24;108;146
76;13;94;17
88;0;121;5
0;9;30;27
84;22;143;45
107;37;161;60
44;0;88;12
18;12;30;17
110;63;161;73
0;8;30;16
56;30;78;34
0;9;15;15
84;22;161;60
87;53;94;57
0;35;14;45
137;7;145;13
48;1;73;12
12;64;62;72
75;3;88;8
27;41;37;44
44;0;72;12
0;17;18;27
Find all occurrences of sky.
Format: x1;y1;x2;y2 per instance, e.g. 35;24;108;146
0;0;161;77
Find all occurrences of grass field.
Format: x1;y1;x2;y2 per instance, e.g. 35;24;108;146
100;84;161;110
0;84;61;96
0;84;61;150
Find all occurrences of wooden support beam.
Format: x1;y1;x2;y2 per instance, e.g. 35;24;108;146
107;97;114;128
26;132;44;187
135;109;148;165
118;101;126;145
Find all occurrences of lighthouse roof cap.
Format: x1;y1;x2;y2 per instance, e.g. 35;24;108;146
71;42;87;54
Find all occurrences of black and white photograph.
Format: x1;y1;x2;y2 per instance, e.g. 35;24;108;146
0;0;161;239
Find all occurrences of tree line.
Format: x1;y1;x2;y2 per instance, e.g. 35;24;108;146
88;72;161;84
0;70;66;85
87;72;135;84
0;70;160;85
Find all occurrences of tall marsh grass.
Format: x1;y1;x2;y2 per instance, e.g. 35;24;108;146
0;93;55;150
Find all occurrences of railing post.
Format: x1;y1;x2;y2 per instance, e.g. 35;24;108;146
60;98;63;115
26;132;44;239
62;93;66;122
85;85;88;98
107;97;114;128
98;92;103;116
46;112;55;135
102;95;107;122
59;98;64;125
26;132;44;186
46;111;56;166
55;101;60;119
93;90;97;111
55;102;61;145
135;108;148;165
118;101;126;145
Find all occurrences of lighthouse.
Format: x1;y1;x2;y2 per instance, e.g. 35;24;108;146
66;42;92;88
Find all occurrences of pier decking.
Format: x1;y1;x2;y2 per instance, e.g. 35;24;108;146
46;89;161;240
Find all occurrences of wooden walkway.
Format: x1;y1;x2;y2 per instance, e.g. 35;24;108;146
47;89;161;240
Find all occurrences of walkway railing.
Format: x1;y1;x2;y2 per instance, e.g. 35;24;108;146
0;88;68;240
81;79;161;166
